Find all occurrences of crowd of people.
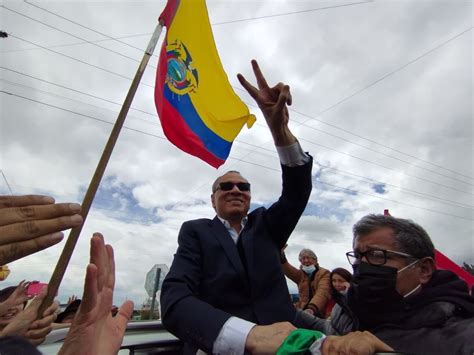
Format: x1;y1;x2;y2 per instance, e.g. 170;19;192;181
0;194;133;354
1;60;473;354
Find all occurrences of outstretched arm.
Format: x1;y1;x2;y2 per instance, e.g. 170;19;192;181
1;287;59;345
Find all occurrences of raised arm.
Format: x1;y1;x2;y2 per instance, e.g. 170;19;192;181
281;250;303;284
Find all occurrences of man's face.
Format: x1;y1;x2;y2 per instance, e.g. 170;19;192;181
299;255;317;267
353;227;421;296
211;172;251;222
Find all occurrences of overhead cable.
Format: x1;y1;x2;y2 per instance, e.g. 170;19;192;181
2;89;472;222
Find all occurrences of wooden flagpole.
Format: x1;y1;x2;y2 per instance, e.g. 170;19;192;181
38;22;164;317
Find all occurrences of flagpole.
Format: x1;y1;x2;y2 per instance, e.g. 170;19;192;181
37;22;164;318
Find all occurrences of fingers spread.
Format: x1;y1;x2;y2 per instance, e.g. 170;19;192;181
106;244;115;290
251;59;269;90
0;195;55;209
80;263;98;314
237;73;259;101
90;234;108;292
0;203;81;226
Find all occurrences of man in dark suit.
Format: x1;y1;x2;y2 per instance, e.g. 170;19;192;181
161;60;313;354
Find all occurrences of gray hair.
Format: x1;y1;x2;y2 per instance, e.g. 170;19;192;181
299;248;317;261
352;214;435;259
212;170;246;193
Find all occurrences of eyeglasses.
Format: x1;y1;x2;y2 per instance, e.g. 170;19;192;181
215;182;251;192
346;249;416;266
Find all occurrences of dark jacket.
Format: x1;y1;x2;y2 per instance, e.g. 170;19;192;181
298;270;474;355
160;159;312;354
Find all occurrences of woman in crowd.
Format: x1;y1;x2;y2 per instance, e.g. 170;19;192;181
325;268;352;317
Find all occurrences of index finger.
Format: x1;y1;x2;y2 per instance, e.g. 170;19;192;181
237;73;259;101
0;195;55;209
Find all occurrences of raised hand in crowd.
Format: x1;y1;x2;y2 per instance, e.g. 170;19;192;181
238;59;296;146
66;295;78;305
0;280;31;317
0;194;83;264
1;286;59;345
58;233;134;355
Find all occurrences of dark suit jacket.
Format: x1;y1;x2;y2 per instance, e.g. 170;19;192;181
161;158;312;353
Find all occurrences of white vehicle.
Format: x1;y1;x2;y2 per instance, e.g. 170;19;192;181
38;320;182;355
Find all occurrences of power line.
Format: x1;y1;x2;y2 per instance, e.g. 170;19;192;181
1;5;156;69
0;66;156;117
0;77;157;127
0;33;152;54
246;100;473;186
211;1;374;25
1;1;372;54
318;181;473;222
3;65;471;199
296;27;473;179
248;118;473;196
235;139;474;210
6;34;155;88
5;74;470;210
299;136;473;196
0;170;14;195
0;89;166;141
234;26;473;181
5;0;471;183
23;0;159;58
3;89;472;221
227;155;473;222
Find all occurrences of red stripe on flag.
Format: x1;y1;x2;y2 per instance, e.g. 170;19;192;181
155;43;224;168
435;249;474;289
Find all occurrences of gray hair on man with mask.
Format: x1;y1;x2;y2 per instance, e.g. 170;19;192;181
352;214;435;259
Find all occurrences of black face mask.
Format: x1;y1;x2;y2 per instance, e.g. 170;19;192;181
347;262;406;330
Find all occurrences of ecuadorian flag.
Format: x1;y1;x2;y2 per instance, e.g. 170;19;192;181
155;0;256;168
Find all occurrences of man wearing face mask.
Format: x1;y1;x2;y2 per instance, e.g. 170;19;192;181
298;214;474;354
281;248;332;318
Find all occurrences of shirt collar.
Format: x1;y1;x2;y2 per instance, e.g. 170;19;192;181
217;215;248;231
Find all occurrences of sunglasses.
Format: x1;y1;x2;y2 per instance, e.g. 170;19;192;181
216;182;251;192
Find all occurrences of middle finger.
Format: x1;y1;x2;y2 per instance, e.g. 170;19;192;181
0;203;81;226
251;60;270;90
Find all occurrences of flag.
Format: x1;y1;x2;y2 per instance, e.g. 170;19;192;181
435;250;474;289
155;0;256;168
385;209;474;289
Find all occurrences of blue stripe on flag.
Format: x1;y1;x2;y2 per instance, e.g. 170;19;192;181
164;85;232;160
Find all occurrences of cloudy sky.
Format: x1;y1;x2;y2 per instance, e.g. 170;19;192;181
1;0;472;308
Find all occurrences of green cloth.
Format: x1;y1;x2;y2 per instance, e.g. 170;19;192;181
276;329;324;355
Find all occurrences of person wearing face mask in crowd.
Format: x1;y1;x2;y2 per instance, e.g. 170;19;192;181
298;214;474;354
281;248;332;318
